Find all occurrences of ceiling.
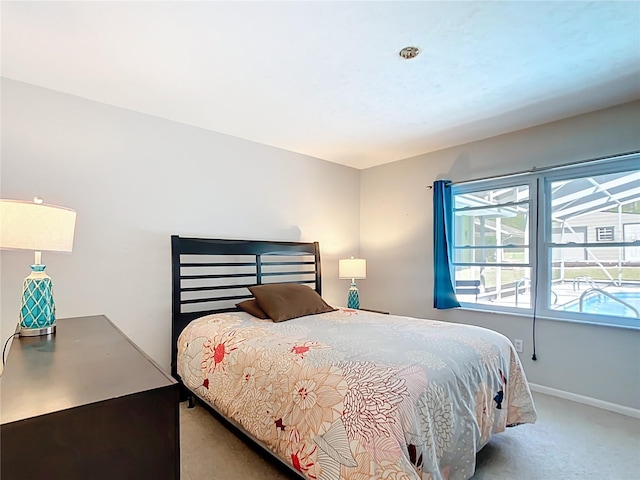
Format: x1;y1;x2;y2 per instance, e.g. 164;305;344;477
2;1;639;169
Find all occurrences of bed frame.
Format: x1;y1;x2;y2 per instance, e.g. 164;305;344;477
170;236;321;479
170;235;322;383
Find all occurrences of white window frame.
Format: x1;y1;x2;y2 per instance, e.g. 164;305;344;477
595;226;615;242
451;152;640;330
452;176;536;316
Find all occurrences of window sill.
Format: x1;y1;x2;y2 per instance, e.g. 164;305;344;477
455;304;640;331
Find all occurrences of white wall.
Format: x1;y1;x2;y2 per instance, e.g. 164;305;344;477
3;77;638;411
360;101;640;410
1;78;360;370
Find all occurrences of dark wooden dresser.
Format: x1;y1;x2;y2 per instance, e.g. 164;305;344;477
1;315;180;480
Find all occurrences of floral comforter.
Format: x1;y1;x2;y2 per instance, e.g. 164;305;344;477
177;308;536;480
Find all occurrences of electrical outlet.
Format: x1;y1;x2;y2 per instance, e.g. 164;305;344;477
514;339;523;353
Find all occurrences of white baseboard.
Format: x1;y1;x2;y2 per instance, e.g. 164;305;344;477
529;383;640;419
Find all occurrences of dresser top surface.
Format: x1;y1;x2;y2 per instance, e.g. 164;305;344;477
1;315;176;425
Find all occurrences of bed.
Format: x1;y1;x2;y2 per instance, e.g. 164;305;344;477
171;236;537;480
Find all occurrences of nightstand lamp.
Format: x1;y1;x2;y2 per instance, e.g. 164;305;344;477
0;198;76;336
339;257;366;309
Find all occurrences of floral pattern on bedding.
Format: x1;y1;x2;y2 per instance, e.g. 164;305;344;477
177;309;536;480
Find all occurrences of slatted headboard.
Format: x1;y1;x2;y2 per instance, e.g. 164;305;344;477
170;236;321;380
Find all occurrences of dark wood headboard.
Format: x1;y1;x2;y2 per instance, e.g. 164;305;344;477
170;236;321;380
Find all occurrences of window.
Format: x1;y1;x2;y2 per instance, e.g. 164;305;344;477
453;183;532;308
451;152;640;329
595;226;615;242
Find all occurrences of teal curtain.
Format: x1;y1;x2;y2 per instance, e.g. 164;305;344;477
433;180;460;309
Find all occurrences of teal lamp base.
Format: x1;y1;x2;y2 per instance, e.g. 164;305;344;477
347;282;360;309
19;264;56;337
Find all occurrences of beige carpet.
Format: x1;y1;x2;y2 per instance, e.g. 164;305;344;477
179;392;640;480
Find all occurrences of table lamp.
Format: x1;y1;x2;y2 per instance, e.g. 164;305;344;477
0;198;76;336
339;256;366;309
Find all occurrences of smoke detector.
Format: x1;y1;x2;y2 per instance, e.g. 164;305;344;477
399;46;420;60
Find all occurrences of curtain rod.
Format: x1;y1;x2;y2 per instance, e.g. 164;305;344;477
425;150;639;190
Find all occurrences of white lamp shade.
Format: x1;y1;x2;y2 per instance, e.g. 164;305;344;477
339;258;366;280
0;199;76;252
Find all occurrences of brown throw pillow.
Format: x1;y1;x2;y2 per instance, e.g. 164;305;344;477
248;283;336;322
236;299;269;319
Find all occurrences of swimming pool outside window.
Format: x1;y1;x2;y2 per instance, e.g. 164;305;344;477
451;152;640;329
